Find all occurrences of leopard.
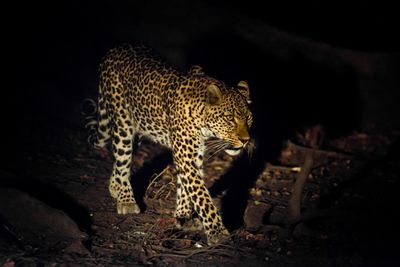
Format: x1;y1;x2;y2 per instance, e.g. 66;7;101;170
86;43;253;245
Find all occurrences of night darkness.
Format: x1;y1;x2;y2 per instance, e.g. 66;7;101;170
3;1;400;266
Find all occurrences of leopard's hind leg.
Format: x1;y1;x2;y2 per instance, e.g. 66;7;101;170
109;109;141;214
102;73;140;214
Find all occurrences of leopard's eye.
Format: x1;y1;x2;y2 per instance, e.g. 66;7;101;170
225;114;234;121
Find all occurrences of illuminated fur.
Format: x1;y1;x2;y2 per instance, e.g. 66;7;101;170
88;44;252;244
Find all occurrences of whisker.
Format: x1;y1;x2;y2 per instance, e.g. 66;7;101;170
206;145;224;155
206;142;225;151
206;140;224;147
206;139;227;150
246;140;257;161
207;141;228;151
206;143;229;161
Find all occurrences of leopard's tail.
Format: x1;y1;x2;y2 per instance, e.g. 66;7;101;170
81;98;99;147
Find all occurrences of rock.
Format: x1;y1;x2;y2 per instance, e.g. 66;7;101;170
243;201;271;230
0;188;88;254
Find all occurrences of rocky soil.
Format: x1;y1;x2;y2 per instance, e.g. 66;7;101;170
1;117;399;266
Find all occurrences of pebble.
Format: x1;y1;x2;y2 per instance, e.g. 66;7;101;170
194;242;203;248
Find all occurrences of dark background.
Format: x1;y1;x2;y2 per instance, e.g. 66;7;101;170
7;0;399;167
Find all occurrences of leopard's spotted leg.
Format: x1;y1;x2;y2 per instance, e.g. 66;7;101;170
172;134;229;245
108;96;140;215
174;152;206;226
174;177;194;226
175;172;205;232
109;118;140;214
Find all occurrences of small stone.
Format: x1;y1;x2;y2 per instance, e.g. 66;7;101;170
194;242;203;248
272;191;281;198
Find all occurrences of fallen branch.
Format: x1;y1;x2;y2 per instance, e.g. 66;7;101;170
147;242;235;260
287;150;315;224
284;141;353;161
265;163;301;172
285;125;325;236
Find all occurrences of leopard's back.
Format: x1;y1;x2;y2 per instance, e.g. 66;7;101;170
99;44;184;146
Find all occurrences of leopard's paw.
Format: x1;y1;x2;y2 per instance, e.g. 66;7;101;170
117;202;140;215
206;227;230;246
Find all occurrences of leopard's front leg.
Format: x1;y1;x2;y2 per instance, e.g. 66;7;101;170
173;136;229;245
175;176;193;221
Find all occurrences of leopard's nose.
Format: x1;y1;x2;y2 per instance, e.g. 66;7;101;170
239;136;250;145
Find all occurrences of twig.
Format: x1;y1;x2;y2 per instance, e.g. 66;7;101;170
140;219;159;246
287;151;315;223
145;166;171;196
147;244;234;260
154;181;175;199
265;162;301;172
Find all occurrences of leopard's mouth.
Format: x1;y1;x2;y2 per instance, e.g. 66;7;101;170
224;146;243;156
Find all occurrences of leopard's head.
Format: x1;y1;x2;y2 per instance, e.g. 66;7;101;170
202;80;253;156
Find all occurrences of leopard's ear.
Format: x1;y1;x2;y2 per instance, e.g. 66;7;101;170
189;65;205;75
206;84;221;105
237;80;251;104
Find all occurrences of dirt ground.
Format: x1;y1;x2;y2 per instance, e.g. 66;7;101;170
1;115;400;267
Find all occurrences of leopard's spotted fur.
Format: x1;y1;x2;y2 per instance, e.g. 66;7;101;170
88;44;253;244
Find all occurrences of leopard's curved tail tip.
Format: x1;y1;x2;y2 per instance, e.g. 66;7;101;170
81;98;98;146
81;97;97;117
